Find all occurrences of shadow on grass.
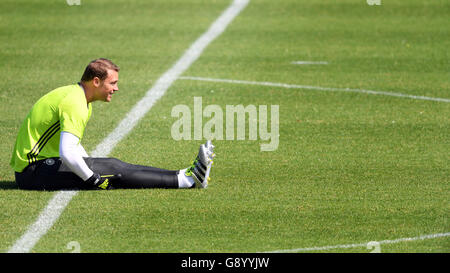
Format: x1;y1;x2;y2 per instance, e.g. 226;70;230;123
0;181;18;190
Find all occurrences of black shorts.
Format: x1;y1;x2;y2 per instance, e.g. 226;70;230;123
15;157;179;190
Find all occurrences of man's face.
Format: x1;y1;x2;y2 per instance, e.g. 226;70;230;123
95;69;119;102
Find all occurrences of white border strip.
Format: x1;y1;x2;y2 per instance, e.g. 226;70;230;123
291;61;328;65
7;0;250;253
262;232;450;253
179;76;450;103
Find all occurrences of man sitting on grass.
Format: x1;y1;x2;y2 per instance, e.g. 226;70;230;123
10;58;215;190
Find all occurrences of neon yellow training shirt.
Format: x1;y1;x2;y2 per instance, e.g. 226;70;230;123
10;84;92;172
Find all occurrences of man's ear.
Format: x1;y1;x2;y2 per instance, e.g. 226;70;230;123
93;77;101;87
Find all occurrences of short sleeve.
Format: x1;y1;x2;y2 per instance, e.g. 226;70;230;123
58;92;89;140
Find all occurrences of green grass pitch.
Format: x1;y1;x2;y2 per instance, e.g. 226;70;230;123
0;0;448;253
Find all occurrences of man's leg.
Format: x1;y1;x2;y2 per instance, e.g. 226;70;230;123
14;141;215;190
83;157;179;189
15;157;180;190
85;140;216;189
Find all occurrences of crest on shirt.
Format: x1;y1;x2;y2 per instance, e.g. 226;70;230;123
45;158;55;166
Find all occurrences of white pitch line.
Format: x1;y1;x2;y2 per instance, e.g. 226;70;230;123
291;61;328;65
7;0;250;253
262;232;450;253
179;76;450;103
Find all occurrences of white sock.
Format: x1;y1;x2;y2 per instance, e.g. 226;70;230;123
177;168;195;188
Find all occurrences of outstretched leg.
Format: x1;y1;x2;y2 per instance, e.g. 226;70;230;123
84;157;179;189
15;141;216;190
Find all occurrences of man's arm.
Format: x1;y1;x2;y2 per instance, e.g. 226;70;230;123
59;131;93;181
77;141;89;157
60;131;114;189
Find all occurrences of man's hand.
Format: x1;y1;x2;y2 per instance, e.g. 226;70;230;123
85;173;122;190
